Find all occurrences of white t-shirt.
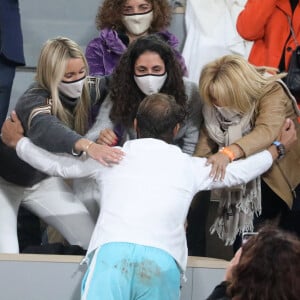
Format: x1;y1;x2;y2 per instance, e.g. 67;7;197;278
16;137;272;271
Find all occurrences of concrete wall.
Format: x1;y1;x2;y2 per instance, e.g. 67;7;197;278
0;254;228;300
8;1;185;114
19;0;186;68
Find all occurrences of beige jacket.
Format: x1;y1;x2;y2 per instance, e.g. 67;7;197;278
195;82;300;208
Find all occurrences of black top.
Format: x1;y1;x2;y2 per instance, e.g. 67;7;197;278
290;0;299;12
278;0;299;71
206;281;231;300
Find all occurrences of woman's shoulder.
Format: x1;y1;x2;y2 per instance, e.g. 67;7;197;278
264;80;300;114
156;30;179;48
13;84;52;132
183;77;198;87
87;28;127;54
99;28;125;46
87;28;117;46
262;79;293;100
183;78;199;97
17;83;49;105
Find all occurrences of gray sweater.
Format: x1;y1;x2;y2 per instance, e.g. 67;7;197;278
0;78;105;186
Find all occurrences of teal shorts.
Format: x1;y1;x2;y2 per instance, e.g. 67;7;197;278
81;242;181;300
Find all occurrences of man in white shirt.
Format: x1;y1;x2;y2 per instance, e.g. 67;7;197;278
1;93;296;300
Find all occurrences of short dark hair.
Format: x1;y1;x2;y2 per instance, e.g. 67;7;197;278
136;93;186;142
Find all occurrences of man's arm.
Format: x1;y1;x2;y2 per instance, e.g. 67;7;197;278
194;118;297;191
15;137;100;179
1;111;101;178
1;110;124;166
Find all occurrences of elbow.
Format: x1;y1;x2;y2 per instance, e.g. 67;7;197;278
236;21;261;41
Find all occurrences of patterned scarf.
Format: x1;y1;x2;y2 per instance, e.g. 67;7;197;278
203;103;261;245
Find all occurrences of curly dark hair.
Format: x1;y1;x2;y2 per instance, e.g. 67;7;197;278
95;0;172;32
228;225;300;300
109;34;186;127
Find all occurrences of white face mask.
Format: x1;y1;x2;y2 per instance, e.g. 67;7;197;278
122;10;153;36
58;76;85;99
214;104;241;120
134;73;167;95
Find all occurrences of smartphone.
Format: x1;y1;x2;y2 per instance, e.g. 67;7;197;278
242;232;258;244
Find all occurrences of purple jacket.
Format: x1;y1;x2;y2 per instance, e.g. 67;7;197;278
85;28;187;76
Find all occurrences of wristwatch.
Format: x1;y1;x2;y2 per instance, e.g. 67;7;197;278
272;140;286;160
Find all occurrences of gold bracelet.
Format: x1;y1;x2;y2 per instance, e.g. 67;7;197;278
84;141;94;153
219;147;235;162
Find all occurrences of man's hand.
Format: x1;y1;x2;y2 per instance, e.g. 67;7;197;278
278;118;297;151
205;151;231;181
205;144;244;181
1;111;24;148
268;118;297;160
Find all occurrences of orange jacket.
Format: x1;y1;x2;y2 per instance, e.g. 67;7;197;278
237;0;300;71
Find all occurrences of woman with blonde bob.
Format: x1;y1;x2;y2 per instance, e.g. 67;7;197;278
194;54;300;245
0;37;123;253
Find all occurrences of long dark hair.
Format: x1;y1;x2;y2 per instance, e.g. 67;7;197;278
110;34;186;127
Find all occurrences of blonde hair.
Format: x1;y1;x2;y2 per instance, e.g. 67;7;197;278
199;54;285;114
35;37;90;135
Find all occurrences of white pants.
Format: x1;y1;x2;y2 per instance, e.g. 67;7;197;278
72;178;100;223
0;176;95;253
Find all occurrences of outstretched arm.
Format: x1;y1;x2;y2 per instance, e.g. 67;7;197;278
1;112;101;178
206;111;296;181
1;110;124;167
194;119;297;190
16;137;100;179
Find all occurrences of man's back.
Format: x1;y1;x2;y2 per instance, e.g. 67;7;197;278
15;135;273;270
90;138;202;270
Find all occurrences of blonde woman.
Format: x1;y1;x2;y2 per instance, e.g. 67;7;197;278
194;54;300;245
0;37;123;253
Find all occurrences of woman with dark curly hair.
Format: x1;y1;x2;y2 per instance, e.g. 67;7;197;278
207;225;300;300
85;0;187;76
82;34;203;256
86;34;202;156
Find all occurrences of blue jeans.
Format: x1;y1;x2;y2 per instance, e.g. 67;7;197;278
81;242;181;300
